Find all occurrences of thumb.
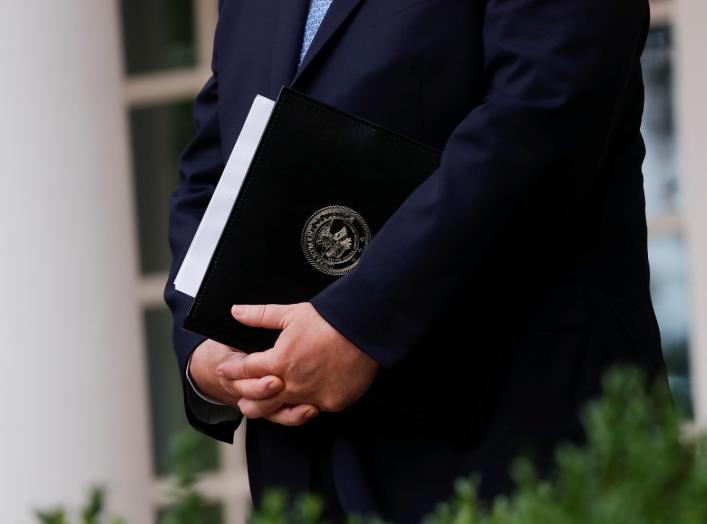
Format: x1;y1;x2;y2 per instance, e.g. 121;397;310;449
232;304;290;329
217;349;278;380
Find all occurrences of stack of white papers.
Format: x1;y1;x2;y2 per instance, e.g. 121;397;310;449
174;94;275;297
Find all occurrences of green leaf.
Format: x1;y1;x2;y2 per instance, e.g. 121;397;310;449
81;486;105;524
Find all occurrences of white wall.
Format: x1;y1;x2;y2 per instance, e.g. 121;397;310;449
0;1;152;521
675;0;707;425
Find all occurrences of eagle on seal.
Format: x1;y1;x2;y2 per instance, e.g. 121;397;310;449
316;224;353;260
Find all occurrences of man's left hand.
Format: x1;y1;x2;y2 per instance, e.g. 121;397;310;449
217;303;380;426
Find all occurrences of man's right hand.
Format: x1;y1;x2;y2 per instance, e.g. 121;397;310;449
189;339;285;407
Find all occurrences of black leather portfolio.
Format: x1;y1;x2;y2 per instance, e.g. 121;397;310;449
184;87;441;351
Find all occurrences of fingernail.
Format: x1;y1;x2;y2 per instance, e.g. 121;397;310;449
216;366;225;377
232;305;247;317
266;379;278;391
305;408;317;419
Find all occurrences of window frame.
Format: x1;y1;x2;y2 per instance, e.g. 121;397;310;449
123;1;249;523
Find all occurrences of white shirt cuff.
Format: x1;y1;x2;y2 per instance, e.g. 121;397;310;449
186;353;227;406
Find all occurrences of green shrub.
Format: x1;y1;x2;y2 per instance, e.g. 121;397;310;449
39;368;703;524
160;430;219;524
35;430;215;524
35;486;124;524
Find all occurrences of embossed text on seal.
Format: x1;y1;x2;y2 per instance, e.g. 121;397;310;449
301;205;371;276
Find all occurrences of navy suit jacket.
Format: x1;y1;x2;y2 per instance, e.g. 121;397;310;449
165;0;665;521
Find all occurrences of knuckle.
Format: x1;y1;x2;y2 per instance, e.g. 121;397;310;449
267;356;287;377
284;381;305;399
232;380;248;399
243;359;259;379
241;359;253;378
241;404;259;419
218;376;234;396
249;381;265;399
254;382;274;400
256;305;267;325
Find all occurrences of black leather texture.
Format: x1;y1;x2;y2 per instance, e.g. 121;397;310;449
184;87;441;351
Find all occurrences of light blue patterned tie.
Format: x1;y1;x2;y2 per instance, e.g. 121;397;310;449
299;0;334;65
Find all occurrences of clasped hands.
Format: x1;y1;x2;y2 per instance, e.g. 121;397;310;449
189;303;380;426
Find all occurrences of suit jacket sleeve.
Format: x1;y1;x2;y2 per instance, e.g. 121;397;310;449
164;30;243;443
310;0;649;368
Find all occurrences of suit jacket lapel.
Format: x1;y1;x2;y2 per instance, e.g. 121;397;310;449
290;0;365;87
270;0;310;97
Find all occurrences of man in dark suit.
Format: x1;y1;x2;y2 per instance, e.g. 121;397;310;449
165;0;666;521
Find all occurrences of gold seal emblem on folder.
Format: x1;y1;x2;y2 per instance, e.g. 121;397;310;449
302;205;371;276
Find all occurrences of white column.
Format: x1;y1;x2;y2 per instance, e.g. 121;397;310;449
0;1;152;522
675;0;707;425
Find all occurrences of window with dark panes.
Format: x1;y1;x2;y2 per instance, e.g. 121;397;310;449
130;102;195;274
121;0;197;75
641;25;692;413
120;1;248;523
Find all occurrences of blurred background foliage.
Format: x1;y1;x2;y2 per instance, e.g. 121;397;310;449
36;430;220;524
38;367;705;524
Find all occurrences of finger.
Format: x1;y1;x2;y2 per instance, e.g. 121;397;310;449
231;304;290;329
265;404;320;427
230;375;284;400
217;350;277;380
237;396;287;419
